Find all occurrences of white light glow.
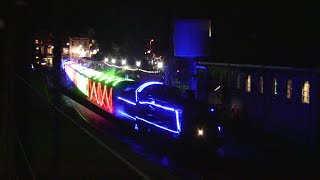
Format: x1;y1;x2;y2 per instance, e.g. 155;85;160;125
136;61;141;67
104;57;108;62
111;58;116;64
36;47;39;50
147;50;151;53
157;62;163;69
121;59;126;65
198;129;204;136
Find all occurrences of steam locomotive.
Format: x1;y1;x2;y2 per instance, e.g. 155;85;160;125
63;60;223;147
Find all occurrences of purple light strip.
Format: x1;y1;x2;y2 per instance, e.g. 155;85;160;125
118;110;136;121
117;97;136;105
138;101;175;111
135;82;163;102
175;110;181;132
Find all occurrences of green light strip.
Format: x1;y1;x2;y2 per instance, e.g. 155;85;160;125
112;79;134;86
73;64;134;87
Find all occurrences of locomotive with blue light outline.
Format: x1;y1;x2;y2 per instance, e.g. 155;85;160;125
63;60;223;147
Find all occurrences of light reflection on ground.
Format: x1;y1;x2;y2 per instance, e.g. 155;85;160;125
61;94;200;179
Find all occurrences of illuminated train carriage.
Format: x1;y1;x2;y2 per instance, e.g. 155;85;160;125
64;61;223;146
64;61;135;113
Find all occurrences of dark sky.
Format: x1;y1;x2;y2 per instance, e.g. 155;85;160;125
28;0;319;67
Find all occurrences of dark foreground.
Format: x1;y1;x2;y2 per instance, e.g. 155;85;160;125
2;68;319;179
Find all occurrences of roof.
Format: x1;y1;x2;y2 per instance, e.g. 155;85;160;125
199;61;320;73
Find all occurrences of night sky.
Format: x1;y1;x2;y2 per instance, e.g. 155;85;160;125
26;0;320;67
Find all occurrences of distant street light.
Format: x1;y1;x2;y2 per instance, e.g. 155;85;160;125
121;59;126;65
111;58;116;64
104;57;108;62
136;61;141;67
149;39;154;50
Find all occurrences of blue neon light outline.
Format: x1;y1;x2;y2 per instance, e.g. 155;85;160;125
117;97;136;105
139;101;175;111
118;110;136;121
175;110;181;132
135;116;179;134
135;82;163;102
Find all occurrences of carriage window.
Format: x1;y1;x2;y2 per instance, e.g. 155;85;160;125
246;75;251;92
273;78;277;95
286;79;292;99
237;74;241;89
259;76;263;94
302;81;310;104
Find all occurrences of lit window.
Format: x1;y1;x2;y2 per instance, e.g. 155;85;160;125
259;76;263;94
286;79;292;99
302;81;310;104
35;39;39;44
237;74;241;89
273;78;277;95
208;20;212;37
246;75;251;92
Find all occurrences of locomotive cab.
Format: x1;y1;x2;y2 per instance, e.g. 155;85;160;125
116;81;223;147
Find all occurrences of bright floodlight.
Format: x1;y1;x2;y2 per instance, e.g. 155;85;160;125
111;58;116;64
136;61;141;67
121;59;126;65
66;43;70;46
104;57;108;62
147;50;151;53
157;62;163;69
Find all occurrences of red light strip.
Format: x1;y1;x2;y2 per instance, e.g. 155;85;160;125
88;79;113;113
